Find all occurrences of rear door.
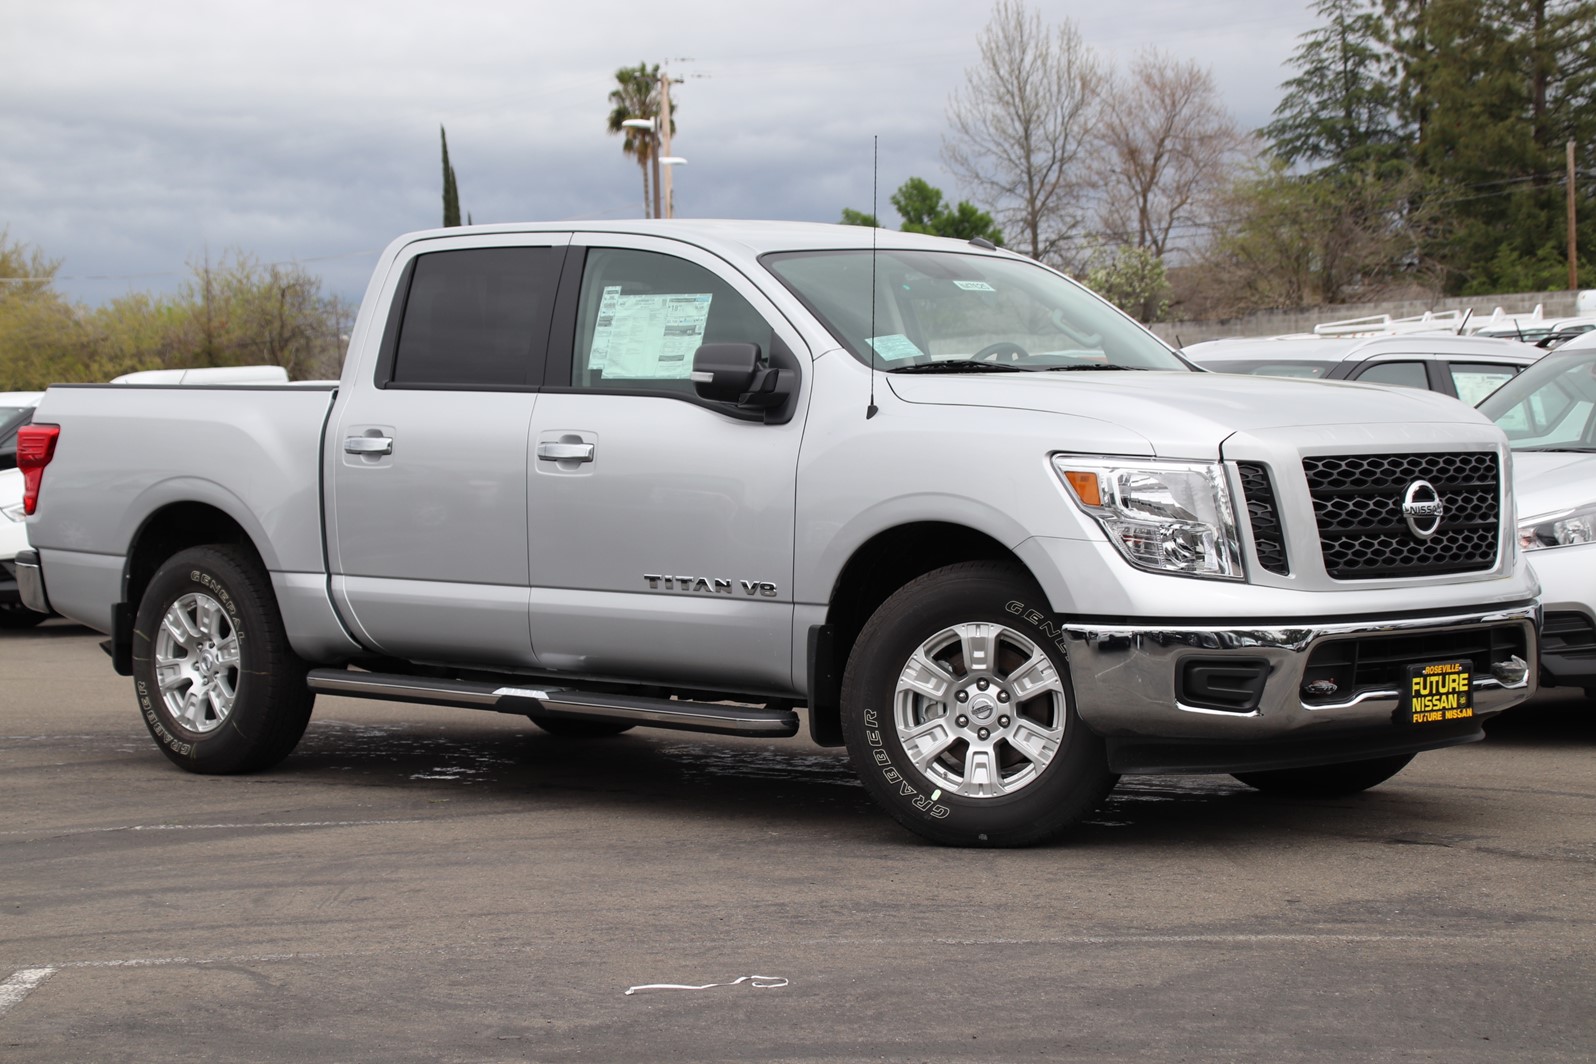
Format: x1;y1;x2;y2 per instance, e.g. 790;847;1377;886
328;233;570;666
524;234;809;693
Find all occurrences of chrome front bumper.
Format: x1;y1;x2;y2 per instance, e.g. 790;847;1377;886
1059;603;1538;752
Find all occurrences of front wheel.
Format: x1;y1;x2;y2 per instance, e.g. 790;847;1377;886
1232;754;1415;797
841;561;1117;847
131;544;313;774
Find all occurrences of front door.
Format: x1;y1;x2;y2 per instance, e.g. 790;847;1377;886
525;235;809;693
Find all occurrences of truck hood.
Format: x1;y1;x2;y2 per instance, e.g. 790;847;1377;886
1510;450;1596;521
887;370;1490;457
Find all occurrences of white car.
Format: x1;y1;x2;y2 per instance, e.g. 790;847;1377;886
1184;333;1541;405
1;392;47;626
1477;330;1596;697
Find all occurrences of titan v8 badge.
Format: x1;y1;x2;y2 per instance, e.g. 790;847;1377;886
644;575;778;597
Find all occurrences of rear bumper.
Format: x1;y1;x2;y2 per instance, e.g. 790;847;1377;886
14;549;49;614
1051;602;1539;773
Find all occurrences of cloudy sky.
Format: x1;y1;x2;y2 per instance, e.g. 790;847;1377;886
5;0;1318;306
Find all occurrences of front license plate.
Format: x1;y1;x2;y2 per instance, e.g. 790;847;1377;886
1404;661;1474;725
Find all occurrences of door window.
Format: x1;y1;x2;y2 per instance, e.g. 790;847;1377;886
570;248;773;393
389;246;562;388
1448;362;1520;405
1353;360;1429;389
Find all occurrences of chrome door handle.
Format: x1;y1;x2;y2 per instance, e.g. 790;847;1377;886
537;442;594;463
344;435;393;455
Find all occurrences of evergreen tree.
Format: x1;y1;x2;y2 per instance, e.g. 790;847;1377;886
441;125;462;228
1263;0;1402;171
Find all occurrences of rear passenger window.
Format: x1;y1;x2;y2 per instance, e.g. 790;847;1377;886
1354;360;1429;389
570;248;773;393
390;247;562;388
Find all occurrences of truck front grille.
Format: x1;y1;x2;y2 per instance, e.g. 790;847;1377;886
1303;452;1499;580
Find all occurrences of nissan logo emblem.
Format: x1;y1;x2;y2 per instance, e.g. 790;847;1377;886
1402;479;1444;539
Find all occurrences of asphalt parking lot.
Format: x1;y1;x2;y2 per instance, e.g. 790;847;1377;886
3;619;1594;1063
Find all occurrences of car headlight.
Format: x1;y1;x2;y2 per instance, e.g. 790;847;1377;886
1518;503;1596;551
0;502;24;523
1053;456;1243;579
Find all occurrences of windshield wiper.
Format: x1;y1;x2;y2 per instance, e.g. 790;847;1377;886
1041;364;1153;371
887;360;1028;374
1514;445;1596;452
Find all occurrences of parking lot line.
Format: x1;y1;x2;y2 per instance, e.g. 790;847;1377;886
0;968;56;1020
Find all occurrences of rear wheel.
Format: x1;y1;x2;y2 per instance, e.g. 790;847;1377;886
1232;754;1415;797
131;544;313;773
841;561;1117;847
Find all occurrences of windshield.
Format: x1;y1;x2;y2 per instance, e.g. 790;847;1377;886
1477;348;1596;451
762;249;1189;372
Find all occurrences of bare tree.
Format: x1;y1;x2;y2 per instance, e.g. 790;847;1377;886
1092;49;1248;259
942;1;1100;267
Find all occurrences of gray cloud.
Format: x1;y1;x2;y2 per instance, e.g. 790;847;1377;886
3;0;1314;306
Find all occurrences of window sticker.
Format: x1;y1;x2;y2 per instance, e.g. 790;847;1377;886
866;333;925;362
953;280;996;292
590;291;714;379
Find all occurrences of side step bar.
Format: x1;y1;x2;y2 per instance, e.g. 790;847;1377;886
305;668;799;738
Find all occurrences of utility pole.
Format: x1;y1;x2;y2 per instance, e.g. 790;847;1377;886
659;72;675;219
1569;139;1579;291
651;134;662;220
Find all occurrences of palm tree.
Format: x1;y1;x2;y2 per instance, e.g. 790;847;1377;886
606;63;675;219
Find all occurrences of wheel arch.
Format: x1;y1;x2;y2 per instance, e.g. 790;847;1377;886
106;502;269;676
807;521;1035;747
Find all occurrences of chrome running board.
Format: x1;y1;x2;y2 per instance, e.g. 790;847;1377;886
305;668;799;738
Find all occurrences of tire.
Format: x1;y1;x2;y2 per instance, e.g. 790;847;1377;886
1232;754;1415;797
528;715;636;738
0;602;49;629
131;544;313;774
840;561;1117;847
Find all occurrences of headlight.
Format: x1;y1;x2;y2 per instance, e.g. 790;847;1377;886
1053;456;1243;579
0;502;24;523
1519;503;1596;551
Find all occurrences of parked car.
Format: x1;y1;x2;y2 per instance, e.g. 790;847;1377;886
1184;334;1541;405
18;220;1538;847
1;393;47;626
1477;330;1596;696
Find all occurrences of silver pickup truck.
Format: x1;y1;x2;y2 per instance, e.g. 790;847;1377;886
16;221;1539;846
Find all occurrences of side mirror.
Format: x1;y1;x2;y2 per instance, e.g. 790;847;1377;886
691;343;760;403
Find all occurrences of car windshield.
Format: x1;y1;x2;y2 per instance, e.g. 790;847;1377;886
1477;348;1596;451
762;249;1188;373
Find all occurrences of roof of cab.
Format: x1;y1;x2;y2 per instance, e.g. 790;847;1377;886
384;218;1016;264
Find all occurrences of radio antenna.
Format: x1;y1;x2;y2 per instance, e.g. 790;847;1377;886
866;135;879;420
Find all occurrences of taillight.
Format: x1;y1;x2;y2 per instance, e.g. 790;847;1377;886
17;423;60;515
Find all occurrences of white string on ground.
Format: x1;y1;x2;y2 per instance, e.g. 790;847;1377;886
0;968;57;1020
625;974;789;996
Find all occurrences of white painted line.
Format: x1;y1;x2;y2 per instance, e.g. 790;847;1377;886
626;974;788;995
0;968;57;1020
